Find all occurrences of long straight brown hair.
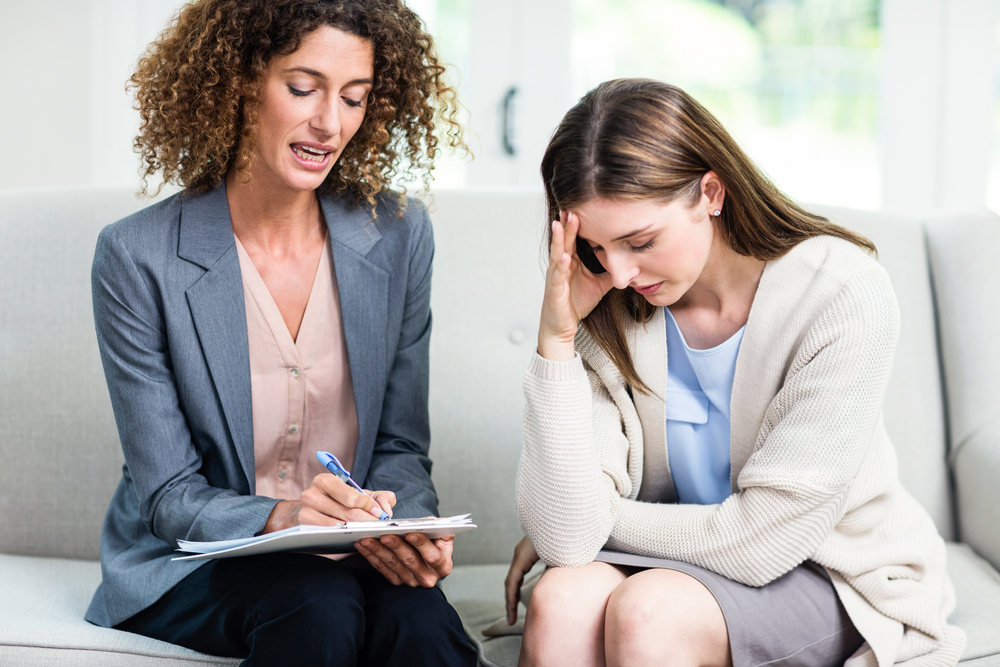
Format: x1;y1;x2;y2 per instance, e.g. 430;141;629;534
541;79;875;393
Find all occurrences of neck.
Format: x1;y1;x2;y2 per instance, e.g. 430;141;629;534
673;235;765;320
225;170;325;251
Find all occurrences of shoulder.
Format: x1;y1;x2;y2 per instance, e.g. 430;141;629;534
320;191;432;259
758;235;894;317
755;235;899;353
374;193;433;251
771;235;888;292
94;191;185;269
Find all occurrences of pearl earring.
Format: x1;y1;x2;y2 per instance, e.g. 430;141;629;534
713;209;722;217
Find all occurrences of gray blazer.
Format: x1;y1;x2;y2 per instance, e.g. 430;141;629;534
86;183;438;628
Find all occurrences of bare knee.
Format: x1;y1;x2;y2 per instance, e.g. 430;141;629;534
605;570;731;667
520;563;628;667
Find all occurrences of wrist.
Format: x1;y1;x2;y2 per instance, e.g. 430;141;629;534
263;500;299;534
537;332;577;361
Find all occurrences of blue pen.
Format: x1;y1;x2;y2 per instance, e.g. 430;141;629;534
316;451;390;520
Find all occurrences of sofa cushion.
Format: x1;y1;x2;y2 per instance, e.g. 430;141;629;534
947;542;1000;664
0;554;238;666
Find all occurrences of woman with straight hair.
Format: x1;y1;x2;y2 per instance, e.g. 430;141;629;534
504;78;964;666
86;0;476;664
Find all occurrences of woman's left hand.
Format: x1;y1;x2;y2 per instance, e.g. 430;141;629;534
355;530;454;588
505;536;540;624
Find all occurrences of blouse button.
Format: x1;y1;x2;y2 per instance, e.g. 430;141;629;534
278;469;289;480
290;367;301;378
288;424;300;434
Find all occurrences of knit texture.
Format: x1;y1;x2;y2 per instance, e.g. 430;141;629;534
517;236;965;667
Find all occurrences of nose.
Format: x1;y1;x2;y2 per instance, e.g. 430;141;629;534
312;95;342;138
601;251;640;290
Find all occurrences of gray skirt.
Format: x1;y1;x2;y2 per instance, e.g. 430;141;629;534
595;550;864;667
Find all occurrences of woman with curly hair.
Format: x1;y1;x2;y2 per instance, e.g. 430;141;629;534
84;1;476;664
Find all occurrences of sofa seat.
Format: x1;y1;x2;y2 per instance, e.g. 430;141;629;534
2;545;996;667
0;554;239;667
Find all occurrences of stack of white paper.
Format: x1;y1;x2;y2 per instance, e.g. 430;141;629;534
173;514;476;561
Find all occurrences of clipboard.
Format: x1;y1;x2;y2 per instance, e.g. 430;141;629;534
173;514;476;561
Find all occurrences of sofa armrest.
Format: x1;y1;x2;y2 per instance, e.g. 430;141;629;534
952;420;1000;571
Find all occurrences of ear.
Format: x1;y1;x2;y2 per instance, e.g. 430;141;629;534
700;171;725;216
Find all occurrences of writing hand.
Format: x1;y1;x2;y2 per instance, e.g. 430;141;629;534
538;211;614;361
504;535;540;624
262;474;396;533
356;529;454;588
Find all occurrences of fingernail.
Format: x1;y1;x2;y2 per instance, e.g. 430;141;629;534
406;534;418;544
370;506;384;519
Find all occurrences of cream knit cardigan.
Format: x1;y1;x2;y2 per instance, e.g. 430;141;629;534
517;236;965;667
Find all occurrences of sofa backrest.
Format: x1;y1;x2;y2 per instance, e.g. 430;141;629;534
0;187;961;565
0;187;146;560
925;211;1000;567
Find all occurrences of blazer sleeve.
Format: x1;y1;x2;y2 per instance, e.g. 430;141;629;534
363;204;439;519
92;225;278;547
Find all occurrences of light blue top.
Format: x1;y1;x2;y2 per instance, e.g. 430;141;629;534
665;307;744;505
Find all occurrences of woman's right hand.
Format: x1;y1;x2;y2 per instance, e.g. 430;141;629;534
537;211;614;361
505;536;541;625
262;474;395;534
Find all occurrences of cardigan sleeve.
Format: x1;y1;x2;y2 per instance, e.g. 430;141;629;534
516;350;640;568
608;265;900;586
518;263;900;583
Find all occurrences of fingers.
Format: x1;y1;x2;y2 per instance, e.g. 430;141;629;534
562;211;580;256
318;475;384;520
504;564;522;625
404;533;453;578
504;536;540;624
356;535;443;588
300;474;384;523
369;490;396;518
356;538;405;585
549;211;567;266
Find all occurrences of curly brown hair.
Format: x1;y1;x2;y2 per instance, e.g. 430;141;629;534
130;0;465;207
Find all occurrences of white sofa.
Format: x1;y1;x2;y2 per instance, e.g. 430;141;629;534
1;187;998;666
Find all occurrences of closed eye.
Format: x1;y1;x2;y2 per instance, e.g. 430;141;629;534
630;239;655;252
288;85;311;97
344;97;364;108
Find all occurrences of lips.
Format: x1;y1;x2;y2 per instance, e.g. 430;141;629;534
632;282;663;296
290;143;334;168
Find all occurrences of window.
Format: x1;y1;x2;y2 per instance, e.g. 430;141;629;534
571;0;882;209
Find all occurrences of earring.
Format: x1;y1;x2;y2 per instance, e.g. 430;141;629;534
713;209;722;216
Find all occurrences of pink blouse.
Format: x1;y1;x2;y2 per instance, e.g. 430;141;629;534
235;234;359;502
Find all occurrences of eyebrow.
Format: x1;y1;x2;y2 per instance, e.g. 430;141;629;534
280;67;373;85
612;224;653;242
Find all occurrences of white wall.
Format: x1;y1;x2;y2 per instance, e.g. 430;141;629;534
1;0;998;215
880;0;996;214
0;2;93;189
0;0;182;191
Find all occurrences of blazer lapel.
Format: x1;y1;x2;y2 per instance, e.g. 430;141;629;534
319;196;388;484
178;184;256;491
